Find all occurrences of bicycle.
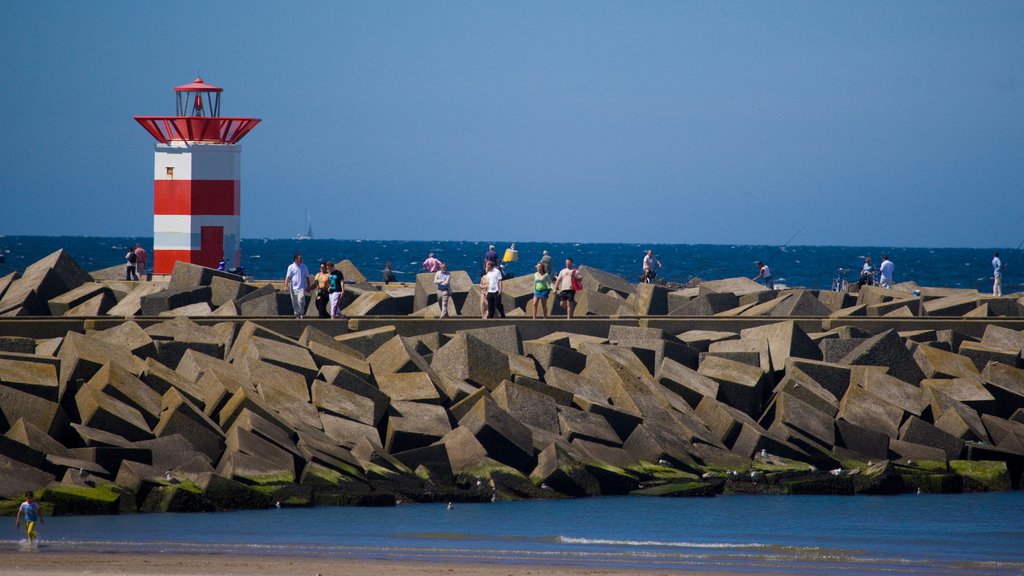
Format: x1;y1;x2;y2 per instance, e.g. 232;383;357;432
831;268;850;292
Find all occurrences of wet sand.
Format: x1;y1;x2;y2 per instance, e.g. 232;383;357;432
0;551;757;576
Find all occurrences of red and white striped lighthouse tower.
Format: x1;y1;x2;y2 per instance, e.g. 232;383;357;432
134;78;260;274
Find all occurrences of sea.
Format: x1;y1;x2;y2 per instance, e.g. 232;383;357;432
0;236;1019;292
8;494;1024;574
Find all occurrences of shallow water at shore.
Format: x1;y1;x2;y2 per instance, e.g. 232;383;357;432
1;236;1020;292
5;494;1023;574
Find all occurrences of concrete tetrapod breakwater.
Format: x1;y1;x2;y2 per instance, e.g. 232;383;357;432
0;250;1023;516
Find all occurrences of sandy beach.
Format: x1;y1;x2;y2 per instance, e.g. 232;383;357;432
0;551;756;576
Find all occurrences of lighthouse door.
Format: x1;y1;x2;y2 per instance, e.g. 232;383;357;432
199;226;224;268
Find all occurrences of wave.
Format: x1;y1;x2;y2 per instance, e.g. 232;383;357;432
557;536;767;549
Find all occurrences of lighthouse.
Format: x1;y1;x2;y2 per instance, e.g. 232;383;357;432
135;78;260;274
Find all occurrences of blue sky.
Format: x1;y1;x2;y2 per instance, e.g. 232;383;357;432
2;1;1022;247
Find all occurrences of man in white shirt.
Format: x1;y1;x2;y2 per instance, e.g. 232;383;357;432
642;249;662;282
992;252;1003;296
753;260;774;290
284;253;310;318
434;262;452;318
484;261;505;318
878;255;894;289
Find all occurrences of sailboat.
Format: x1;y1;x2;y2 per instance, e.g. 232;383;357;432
293;209;314;240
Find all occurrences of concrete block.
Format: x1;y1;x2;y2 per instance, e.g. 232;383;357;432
697;355;769;417
838;385;904;439
785;358;852;400
458;396;535;472
158;302;213;317
334;325;396;357
385;400;452;453
835;420;889;460
318;412;383;452
899;416;964;461
633;283;670;315
657;357;718;408
959;341;1021;372
435;427;488;475
770;291;832;316
671;292;739;316
577;266;636;298
167;261;243;292
857;370;929;417
140;287;212;316
209;276;257;307
820;338;867;363
377;372;442;404
0;383;60;437
740;321;822;372
914;345;981;379
529;443;601;496
769;392;835;447
47;282;116;316
524;341;587;374
492;380;560;434
315;366;390;426
83;362;162;427
431;332;510;390
92;321;158;360
0;249;91;315
75;387;153;442
367;335;429;374
840;329;925;385
980;363;1024;418
106;283;165;317
557;405;621;447
154;388;225;462
981;325;1024;353
0;337;35;355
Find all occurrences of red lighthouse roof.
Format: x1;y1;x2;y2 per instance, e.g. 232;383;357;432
174;77;223;93
135;76;259;145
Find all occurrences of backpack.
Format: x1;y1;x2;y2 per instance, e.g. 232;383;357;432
127;251;137;264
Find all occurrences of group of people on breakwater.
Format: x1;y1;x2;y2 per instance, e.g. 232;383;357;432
264;245;1016;320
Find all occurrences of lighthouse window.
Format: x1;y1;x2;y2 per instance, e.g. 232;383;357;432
166;167;174;178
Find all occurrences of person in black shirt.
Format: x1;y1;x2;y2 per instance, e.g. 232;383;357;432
327;261;345;318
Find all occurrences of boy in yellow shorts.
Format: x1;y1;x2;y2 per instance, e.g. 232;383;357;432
15;491;44;544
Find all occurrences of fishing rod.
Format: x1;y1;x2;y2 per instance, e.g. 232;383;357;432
1004;238;1024;270
779;223;808;250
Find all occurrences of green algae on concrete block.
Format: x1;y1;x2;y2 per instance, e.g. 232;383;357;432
139;485;213;513
40;482;124;515
950;460;1011;492
631;481;721;497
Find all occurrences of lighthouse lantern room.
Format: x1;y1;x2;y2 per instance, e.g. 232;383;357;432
135;78;260;274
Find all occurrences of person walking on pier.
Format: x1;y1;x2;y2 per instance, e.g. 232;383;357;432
554;258;582;319
642;249;662;283
285;253;310;318
531;262;553;319
753;261;774;290
125;247;139;281
313;261;331;318
879;254;894;289
485;260;505;318
327;261;345;318
435;262;452;318
134;243;148;280
993;252;1004;296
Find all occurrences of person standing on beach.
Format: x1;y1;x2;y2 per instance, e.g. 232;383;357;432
383;263;397;284
423;253;441;273
531;262;553;319
327;261;345;318
993;252;1004;296
753;261;774;290
134;243;148;280
485;261;505;318
14;491;44;545
642;249;662;283
539;250;552;274
879;254;894;289
435;262;451;318
312;261;331;318
554;258;582;319
284;253;310;318
125;247;139;281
